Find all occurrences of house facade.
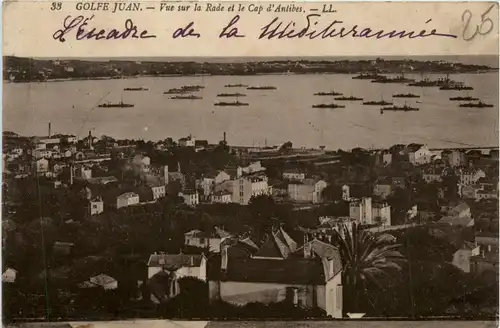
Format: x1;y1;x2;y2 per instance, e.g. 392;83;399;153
372;202;391;226
201;171;231;197
408;145;433;166
207;229;343;318
184;228;232;252
288;179;327;204
116;192;140;208
211;191;232;204
180;190;199;206
282;169;306;181
232;175;271;205
349;197;373;225
90;197;104;215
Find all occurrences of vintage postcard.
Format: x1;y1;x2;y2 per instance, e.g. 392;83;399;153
2;1;499;327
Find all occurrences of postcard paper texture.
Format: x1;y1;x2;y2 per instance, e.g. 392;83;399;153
2;0;499;326
3;1;500;57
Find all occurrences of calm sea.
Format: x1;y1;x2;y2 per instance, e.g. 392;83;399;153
3;73;498;150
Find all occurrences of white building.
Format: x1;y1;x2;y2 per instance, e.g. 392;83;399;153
458;168;486;186
408;145;433;165
80;166;92;179
65;135;78;144
372;202;391;226
150;184;166;200
2;268;17;283
211;191;232;204
236;161;266;178
232;175;271;205
282;169;306;181
184;227;232;252
178;135;196;147
179;190;199;206
349;197;373;225
201;171;231;197
288;179;327;204
116;192;140;209
33;149;53;159
90;197;104;215
33;158;49;174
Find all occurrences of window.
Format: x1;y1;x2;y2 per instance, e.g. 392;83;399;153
199;238;205;244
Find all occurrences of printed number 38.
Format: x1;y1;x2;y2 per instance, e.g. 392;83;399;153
462;4;495;41
51;2;62;11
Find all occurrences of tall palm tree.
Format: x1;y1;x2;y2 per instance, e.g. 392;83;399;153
331;223;406;314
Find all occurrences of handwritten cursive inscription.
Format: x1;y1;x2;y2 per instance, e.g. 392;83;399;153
53;15;156;42
259;14;457;40
219;15;246;38
172;22;201;38
462;4;495;41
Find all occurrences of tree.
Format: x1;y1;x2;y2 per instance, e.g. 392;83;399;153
332;223;406;314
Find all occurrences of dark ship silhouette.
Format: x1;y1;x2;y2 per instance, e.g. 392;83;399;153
225;84;248;88
450;96;479;101
363;99;393;106
393;93;421;98
164;88;190;94
314;91;343;96
124;87;149;91
247;86;277;90
217;93;247;97
312;103;346;109
372;75;415;84
380;104;419;112
459;102;493;108
334;96;363;101
98;101;134;108
353;72;384;80
214;101;249;106
439;84;474;91
181;85;204;91
170;95;202;100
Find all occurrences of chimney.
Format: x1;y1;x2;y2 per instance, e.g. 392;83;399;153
48;122;52;138
221;244;229;272
88;130;92;149
223;132;226;143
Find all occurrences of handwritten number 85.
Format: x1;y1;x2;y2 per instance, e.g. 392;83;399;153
462;4;495;41
51;2;62;11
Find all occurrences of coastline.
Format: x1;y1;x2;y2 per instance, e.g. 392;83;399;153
3;69;498;84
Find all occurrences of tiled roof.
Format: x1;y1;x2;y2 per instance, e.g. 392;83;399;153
253;227;298;259
118;192;139;199
437;216;473;227
147;253;204;269
90;274;116;286
448;202;470;215
296;239;341;264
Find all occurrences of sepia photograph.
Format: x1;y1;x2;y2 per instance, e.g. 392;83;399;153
2;54;499;325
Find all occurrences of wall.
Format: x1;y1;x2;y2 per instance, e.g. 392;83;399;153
325;273;343;318
288;184;314;203
219;281;315;307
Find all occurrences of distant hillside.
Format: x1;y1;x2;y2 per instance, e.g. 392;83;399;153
3;56;496;83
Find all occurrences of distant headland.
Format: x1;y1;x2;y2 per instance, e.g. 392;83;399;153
3;56;497;83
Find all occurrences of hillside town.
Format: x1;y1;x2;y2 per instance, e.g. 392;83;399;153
4;56;495;82
2;126;499;321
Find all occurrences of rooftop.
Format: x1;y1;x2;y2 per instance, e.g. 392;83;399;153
147;253;204;269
